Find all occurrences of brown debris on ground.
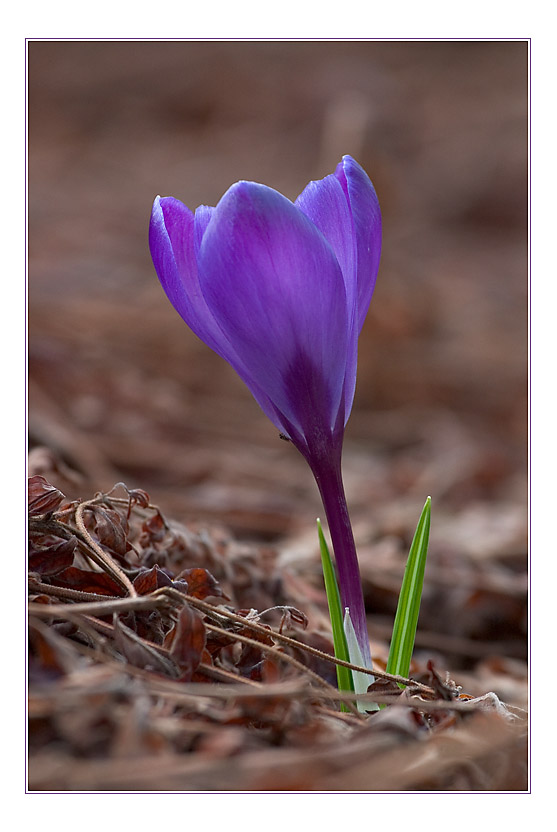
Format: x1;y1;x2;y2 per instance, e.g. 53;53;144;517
28;475;527;792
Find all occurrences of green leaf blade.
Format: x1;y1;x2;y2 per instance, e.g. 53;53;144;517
317;519;354;701
386;497;432;681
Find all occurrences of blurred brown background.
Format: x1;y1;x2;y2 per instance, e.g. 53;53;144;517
28;40;528;680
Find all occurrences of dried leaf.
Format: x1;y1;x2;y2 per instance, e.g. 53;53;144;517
367;677;402;703
114;484;151;509
51;566;125;597
113;616;176;674
236;643;266;678
139;511;166;545
133;565;173;595
28;535;77;576
127;488;150;508
90;505;131;557
426;660;461;701
28;476;65;516
168;604;207;680
278;606;309;632
28;621;81;678
178;567;228;600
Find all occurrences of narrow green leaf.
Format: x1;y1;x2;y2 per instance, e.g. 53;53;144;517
317;519;354;706
386;497;432;681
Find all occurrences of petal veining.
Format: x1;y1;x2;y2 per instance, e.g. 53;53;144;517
197;180;350;440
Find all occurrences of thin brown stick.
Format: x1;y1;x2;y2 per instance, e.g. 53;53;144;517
28;577;125;604
28;593;171;619
74;499;137;597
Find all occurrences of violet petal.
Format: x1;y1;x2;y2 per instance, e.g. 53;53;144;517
335;155;382;333
197;181;350;444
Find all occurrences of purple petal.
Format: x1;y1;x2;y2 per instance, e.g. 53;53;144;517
149;196;223;353
335;155;382;333
149;196;196;320
150;197;296;437
295;173;357;309
197;181;350;443
295;173;359;423
194;204;214;258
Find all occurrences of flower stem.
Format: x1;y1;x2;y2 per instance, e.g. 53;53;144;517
308;446;372;668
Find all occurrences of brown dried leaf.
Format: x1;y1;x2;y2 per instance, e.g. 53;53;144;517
168;604;207;681
178;567;228;600
278;606;309;632
127;488;150;508
133;565;173;595
28;475;65;516
90;505;131;557
260;656;281;683
234;612;276;647
51;566;125;597
28;535;77;576
426;660;461;701
113;616;176;674
28;621;81;679
236;643;266;678
28;594;53;604
139;511;166;545
367;677;402;704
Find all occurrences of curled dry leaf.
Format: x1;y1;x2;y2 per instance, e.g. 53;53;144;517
236;643;267;679
86;505;132;558
177;567;228;600
113;616;176;675
111;483;151;509
425;660;461;702
51;566;126;597
28;535;78;576
139;511;167;546
133;565;173;595
167;604;207;681
367;677;403;703
29;627;68;681
127;488;150;508
277;606;309;632
28;475;65;516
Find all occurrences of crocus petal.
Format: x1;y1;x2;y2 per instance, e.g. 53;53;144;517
150;196;296;436
295;172;359;424
295;173;357;308
149;197;195;318
194;204;214;258
197;181;349;447
149;196;222;353
335;156;382;333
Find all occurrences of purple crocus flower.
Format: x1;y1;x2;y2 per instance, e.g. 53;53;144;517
149;155;381;666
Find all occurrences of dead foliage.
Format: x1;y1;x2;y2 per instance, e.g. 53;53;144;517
28;477;528;792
